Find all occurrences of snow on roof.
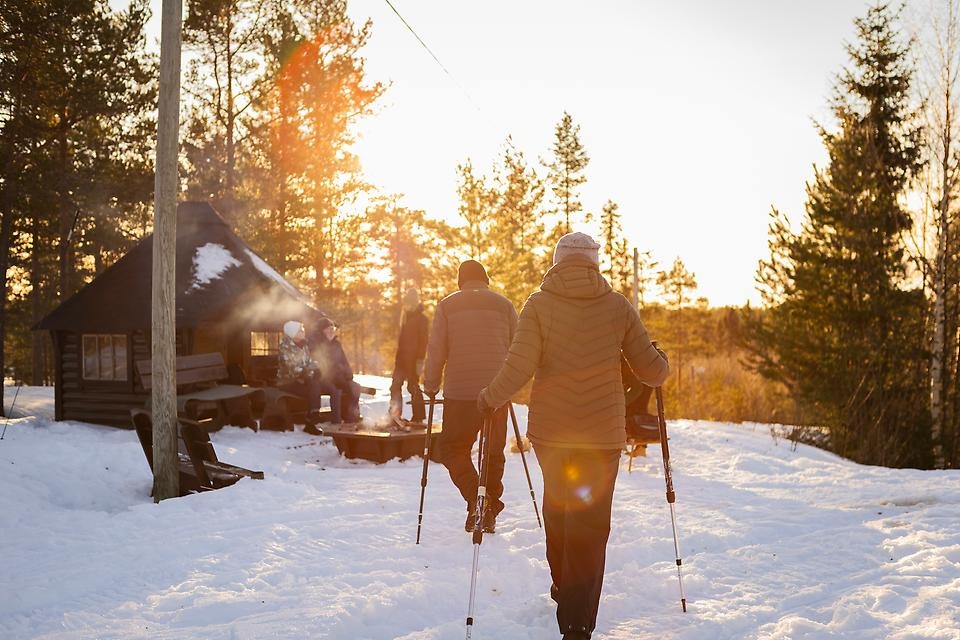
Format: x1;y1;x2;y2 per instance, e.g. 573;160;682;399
191;242;241;290
244;248;303;298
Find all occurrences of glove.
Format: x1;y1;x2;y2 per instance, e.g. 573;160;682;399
477;389;494;416
651;340;668;362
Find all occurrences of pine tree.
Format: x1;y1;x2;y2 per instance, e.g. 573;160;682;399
0;0;156;386
183;0;271;223
634;250;659;308
599;199;622;283
455;159;491;260
657;257;698;392
544;111;589;236
750;4;928;467
489;137;547;307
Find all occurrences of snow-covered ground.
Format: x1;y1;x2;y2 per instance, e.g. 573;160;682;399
1;381;958;639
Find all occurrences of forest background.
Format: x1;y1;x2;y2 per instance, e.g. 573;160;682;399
1;1;958;469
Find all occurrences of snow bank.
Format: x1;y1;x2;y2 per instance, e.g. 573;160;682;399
1;385;958;639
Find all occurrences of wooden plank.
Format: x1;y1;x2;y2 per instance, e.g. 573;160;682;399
62;393;140;405
139;365;228;390
136;352;224;375
63;402;140;415
137;352;229;390
63;410;136;423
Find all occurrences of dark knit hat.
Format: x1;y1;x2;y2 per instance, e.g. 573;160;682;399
457;259;489;288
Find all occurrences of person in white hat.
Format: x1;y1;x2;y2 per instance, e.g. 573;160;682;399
478;232;670;640
278;320;328;424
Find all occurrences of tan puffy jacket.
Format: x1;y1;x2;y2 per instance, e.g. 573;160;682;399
482;257;670;449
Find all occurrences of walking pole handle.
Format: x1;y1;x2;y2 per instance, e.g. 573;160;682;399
655;386;676;503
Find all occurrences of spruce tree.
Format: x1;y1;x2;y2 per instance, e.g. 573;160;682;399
489;137;547;307
750;4;928;467
599;199;622;283
544;111;589;236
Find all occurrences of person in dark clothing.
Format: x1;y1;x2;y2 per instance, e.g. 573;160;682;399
310;318;361;424
478;232;670;640
423;259;518;533
390;288;429;423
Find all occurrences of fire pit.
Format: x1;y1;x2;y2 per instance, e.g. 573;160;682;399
322;421;443;464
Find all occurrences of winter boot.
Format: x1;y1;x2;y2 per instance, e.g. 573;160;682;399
562;628;591;640
480;506;497;534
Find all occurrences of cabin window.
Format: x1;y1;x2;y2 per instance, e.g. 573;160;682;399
251;331;281;356
82;334;128;381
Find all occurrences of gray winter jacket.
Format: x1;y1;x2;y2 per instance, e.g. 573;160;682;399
423;281;518;400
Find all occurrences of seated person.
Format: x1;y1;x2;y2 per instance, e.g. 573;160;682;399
309;318;362;424
278;320;327;423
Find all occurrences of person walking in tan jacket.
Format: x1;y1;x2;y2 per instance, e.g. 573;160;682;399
478;232;669;640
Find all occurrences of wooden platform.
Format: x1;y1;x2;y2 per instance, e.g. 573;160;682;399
322;421;443;464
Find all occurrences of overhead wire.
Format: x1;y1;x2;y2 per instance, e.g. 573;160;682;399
381;0;482;113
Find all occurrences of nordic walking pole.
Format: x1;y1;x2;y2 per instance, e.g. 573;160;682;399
508;402;541;528
655;386;687;612
465;410;494;639
1;383;23;441
415;393;438;544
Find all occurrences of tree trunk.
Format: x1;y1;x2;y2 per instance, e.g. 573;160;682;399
57;125;73;303
224;11;235;222
30;213;44;386
0;184;14;416
931;199;948;468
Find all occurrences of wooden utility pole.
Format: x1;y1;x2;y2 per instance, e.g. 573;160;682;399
632;247;640;310
152;0;183;501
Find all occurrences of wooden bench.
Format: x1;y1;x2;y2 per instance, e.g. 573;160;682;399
179;418;264;487
130;409;262;494
136;353;266;431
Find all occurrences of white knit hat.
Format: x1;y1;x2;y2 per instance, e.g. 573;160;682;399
553;231;601;265
283;320;304;339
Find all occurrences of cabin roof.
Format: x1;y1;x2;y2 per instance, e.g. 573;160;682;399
35;202;324;332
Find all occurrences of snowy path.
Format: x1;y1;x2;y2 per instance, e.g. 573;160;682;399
1;385;958;639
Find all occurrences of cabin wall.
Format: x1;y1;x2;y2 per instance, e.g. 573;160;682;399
58;329;189;428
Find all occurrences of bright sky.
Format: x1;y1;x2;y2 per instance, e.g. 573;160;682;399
137;0;893;306
344;0;880;307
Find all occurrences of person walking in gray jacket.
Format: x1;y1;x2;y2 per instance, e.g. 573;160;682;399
423;259;518;533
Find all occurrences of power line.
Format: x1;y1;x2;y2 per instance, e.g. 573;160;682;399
382;0;481;112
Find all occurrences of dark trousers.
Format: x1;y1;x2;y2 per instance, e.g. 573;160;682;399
534;444;621;637
390;364;425;421
281;377;327;412
339;380;361;423
282;378;358;423
434;399;507;514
